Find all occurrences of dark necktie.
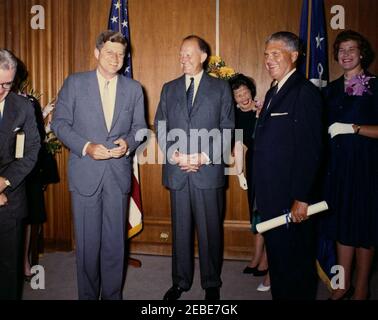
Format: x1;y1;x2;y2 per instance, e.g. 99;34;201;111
257;83;279;123
186;77;194;111
266;84;278;110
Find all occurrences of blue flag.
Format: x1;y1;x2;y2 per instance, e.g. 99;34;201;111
299;0;329;88
108;0;133;78
299;0;335;290
108;0;143;240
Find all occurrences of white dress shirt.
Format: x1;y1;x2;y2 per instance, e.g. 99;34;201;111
184;69;211;165
97;69;118;129
276;68;296;93
0;100;5;119
82;70;118;156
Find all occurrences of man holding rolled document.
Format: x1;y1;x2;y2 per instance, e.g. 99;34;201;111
256;201;328;234
253;32;323;300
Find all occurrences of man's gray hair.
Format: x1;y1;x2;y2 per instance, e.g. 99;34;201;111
0;49;17;71
266;31;300;53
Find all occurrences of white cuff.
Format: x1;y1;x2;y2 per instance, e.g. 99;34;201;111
82;142;91;156
201;152;212;165
169;149;179;163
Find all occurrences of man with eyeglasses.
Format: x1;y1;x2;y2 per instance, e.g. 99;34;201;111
0;49;40;299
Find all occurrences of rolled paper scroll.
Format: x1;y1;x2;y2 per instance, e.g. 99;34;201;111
256;201;328;233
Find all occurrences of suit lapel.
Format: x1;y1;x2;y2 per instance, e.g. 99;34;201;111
176;75;189;120
110;75;127;131
88;71;109;133
269;72;299;111
259;86;277;122
260;71;300;122
190;72;209;118
0;93;19;153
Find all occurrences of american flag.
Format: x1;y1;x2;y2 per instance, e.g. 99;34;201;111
108;0;143;239
299;0;329;88
299;0;335;290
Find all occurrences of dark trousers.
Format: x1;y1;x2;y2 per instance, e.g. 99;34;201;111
0;214;23;300
264;220;318;300
170;181;224;290
71;166;128;300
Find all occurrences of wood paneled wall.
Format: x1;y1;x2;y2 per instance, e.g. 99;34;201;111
0;0;74;249
0;0;377;259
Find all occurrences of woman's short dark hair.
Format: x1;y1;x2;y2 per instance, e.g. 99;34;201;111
12;58;28;92
333;30;375;69
229;74;256;100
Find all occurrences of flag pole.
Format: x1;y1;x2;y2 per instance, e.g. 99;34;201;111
216;0;220;56
118;4;122;31
305;0;312;78
108;0;143;269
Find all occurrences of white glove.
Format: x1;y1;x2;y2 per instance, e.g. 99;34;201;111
328;122;354;139
237;173;248;190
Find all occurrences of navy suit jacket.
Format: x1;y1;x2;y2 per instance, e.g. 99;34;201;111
253;71;324;220
154;72;234;190
52;71;146;196
0;92;40;219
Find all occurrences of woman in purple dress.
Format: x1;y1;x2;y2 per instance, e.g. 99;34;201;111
324;30;378;300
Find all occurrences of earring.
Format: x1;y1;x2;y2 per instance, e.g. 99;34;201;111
360;56;363;59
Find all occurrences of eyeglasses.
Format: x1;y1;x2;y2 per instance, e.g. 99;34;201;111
0;81;13;90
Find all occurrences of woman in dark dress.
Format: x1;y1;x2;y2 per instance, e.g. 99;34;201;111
324;30;378;300
23;96;48;278
13;60;49;280
229;74;270;291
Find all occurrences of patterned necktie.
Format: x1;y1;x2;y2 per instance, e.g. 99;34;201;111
186;77;194;111
102;81;113;131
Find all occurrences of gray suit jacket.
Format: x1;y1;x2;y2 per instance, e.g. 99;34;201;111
0;92;40;219
154;72;234;190
52;71;146;196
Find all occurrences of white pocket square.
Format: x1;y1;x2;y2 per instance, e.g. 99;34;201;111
270;112;288;117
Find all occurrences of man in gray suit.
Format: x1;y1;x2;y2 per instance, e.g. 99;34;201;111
155;35;234;300
0;49;40;299
52;31;146;300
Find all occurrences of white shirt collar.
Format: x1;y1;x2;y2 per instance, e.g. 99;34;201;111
277;68;296;92
185;70;204;101
185;70;204;88
0;99;5;118
96;69;118;88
